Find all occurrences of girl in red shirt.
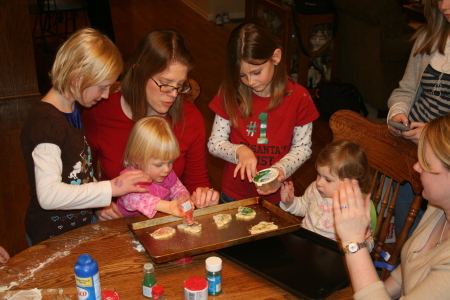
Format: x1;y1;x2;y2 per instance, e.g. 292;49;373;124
208;22;319;204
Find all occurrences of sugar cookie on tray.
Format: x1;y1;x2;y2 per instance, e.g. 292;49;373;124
213;214;232;227
236;206;256;220
249;221;278;234
150;227;176;239
177;221;202;233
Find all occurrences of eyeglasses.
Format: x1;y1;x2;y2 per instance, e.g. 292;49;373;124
150;77;191;94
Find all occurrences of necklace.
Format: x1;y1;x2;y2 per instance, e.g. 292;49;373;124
436;219;448;247
430;45;450;99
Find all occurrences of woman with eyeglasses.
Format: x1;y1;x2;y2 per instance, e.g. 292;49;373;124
83;29;219;221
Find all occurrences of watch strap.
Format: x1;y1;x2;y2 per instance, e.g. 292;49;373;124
342;241;367;254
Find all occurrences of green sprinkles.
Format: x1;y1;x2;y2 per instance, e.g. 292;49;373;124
239;207;255;216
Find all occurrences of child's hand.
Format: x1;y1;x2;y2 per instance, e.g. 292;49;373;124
155;196;191;218
234;146;258;182
0;246;10;263
388;113;408;137
402;122;425;144
168;199;187;218
110;170;152;197
280;181;295;208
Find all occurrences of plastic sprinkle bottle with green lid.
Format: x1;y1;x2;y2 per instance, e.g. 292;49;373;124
142;263;157;298
205;256;222;295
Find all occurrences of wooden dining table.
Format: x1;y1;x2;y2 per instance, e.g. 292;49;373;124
0;214;353;299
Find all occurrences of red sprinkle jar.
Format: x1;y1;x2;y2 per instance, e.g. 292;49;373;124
101;290;120;300
183;277;208;300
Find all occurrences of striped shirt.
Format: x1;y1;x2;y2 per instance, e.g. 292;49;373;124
410;64;450;123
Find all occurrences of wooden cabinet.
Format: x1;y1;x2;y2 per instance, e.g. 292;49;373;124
245;0;339;91
295;13;339;89
245;0;294;73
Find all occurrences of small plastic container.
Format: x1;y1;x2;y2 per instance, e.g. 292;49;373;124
152;284;164;300
179;194;194;225
253;168;280;192
74;254;101;300
183;277;208;300
142;263;157;298
206;256;222;296
101;290;120;300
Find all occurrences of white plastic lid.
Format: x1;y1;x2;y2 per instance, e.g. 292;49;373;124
144;263;154;272
253;168;279;186
205;256;222;272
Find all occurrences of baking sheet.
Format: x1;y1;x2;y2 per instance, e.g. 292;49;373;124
129;197;301;263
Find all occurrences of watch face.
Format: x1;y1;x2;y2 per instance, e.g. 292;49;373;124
348;243;358;252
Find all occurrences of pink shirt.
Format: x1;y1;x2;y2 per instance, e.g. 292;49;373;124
117;169;189;218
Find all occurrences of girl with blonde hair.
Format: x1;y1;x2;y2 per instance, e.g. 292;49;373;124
117;116;191;219
21;28;152;246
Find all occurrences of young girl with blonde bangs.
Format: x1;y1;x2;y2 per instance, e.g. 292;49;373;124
208;22;319;204
117;116;192;219
20;28;152;246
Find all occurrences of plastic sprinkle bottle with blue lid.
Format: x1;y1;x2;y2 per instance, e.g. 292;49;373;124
205;256;222;296
142;263;157;298
74;254;102;300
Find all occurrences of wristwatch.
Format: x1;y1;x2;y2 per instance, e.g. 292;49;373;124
342;242;367;254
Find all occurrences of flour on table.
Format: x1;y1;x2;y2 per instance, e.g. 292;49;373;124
1;288;42;299
131;239;145;252
0;238;87;293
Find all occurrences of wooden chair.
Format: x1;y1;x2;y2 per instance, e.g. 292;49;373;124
329;110;423;279
110;78;201;103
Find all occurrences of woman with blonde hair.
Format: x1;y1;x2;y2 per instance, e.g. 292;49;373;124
20;28;152;246
117;116;192;219
334;114;450;299
83;29;219;221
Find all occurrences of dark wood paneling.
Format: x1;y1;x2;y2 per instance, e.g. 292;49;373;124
0;0;40;99
0;0;41;256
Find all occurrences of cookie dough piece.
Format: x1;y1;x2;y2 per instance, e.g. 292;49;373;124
249;221;278;234
177;221;202;233
213;214;232;227
150;227;176;239
236;206;256;220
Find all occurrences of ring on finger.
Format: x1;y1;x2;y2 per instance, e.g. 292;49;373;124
341;205;349;209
